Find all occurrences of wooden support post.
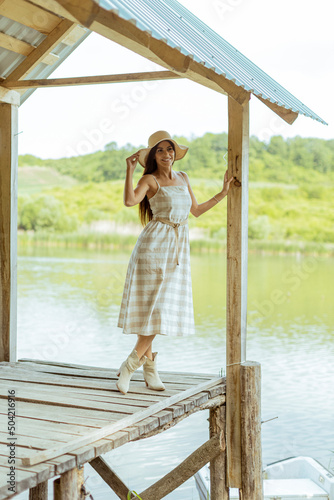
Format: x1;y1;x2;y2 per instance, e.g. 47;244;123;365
53;467;84;500
210;405;229;499
226;96;249;487
240;361;263;499
29;481;48;499
137;434;224;500
90;456;130;498
77;466;86;500
0;102;18;362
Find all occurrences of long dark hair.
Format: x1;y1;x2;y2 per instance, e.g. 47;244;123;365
138;140;175;226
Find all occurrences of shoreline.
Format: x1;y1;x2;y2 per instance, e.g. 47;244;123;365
17;231;334;257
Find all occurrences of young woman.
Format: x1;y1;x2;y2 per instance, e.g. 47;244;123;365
116;131;233;394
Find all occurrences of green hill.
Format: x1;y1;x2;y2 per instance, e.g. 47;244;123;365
18;166;78;194
19;133;334;184
17;133;334;253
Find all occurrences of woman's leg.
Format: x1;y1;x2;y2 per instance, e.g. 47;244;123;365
116;334;164;394
144;343;153;360
134;334;155;359
136;334;165;391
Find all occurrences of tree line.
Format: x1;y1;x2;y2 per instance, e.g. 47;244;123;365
17;133;334;248
19;133;334;184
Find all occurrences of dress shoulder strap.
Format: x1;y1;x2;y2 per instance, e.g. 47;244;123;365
178;171;187;186
151;175;160;189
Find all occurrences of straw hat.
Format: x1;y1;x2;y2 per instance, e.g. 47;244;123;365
138;131;189;167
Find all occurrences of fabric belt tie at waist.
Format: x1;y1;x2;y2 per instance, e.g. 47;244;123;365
154;217;188;265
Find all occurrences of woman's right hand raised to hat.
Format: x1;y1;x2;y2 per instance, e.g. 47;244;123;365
126;151;140;171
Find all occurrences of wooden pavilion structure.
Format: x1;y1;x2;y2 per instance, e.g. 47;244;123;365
0;0;326;499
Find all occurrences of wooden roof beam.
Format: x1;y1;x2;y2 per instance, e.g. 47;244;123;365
94;6;298;121
0;32;35;57
28;0;298;123
0;34;61;68
256;95;298;124
46;0;100;26
61;25;88;45
93;8;249;105
5;18;76;82
0;87;20;105
50;0;249;104
0;0;61;34
3;70;182;89
25;0;79;23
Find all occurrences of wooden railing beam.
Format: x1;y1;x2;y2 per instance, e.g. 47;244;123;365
136;433;224;500
90;456;130;498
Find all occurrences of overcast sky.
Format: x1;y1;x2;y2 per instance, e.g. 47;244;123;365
18;0;334;159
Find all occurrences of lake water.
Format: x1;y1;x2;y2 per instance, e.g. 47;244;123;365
15;247;334;499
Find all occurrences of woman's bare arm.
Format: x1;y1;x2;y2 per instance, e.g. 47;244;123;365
124;151;152;207
180;170;233;218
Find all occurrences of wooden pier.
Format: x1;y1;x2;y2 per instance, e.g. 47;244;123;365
0;359;226;499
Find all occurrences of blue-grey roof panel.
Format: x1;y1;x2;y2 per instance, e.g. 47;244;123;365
97;0;327;125
0;15;91;104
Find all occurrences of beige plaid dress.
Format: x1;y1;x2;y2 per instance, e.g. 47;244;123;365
117;174;195;337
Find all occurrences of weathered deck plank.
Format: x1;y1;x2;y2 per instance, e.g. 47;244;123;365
0;360;225;499
7;361;210;386
17;359;216;379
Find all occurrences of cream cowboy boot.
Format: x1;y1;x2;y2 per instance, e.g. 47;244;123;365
143;352;165;391
116;349;145;394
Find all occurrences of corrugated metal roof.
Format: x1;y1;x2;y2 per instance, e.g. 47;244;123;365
0;1;326;125
97;0;327;125
0;15;90;104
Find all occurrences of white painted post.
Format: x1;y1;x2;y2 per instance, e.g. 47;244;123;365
0;102;18;361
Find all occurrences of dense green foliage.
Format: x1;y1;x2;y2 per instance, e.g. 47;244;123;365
18;194;77;232
19;133;334;183
18;133;334;252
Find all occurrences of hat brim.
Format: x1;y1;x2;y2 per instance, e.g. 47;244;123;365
138;139;188;167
